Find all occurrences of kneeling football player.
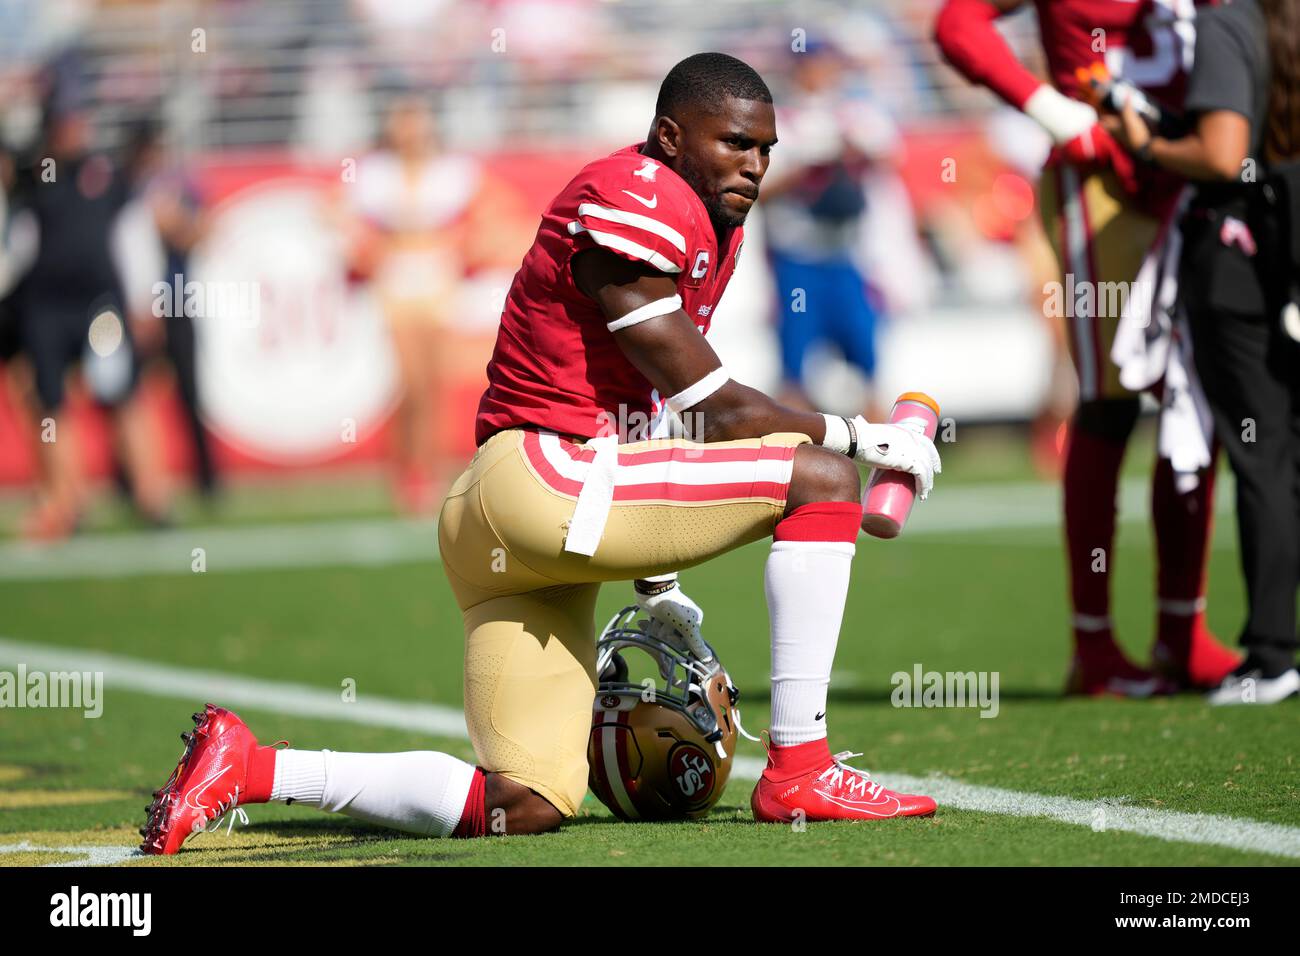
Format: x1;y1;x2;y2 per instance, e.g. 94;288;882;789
141;53;942;853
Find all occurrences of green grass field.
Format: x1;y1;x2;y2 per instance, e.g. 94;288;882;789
2;425;1298;866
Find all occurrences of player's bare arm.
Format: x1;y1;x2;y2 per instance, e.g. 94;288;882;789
571;247;939;500
572;249;828;445
935;0;1103;150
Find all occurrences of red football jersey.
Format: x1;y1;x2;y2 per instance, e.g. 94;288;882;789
1035;0;1200;114
1035;0;1203;213
475;144;744;445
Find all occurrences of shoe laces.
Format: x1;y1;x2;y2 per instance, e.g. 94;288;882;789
203;785;250;837
818;752;884;799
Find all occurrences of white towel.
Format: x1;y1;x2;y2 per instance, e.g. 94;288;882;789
1111;188;1213;490
564;433;620;556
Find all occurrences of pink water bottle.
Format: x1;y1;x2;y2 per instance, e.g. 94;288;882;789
861;392;940;539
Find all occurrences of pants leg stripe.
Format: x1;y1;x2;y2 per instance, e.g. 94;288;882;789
523;430;796;503
1060;165;1099;401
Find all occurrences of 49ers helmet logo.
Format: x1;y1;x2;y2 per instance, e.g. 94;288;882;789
668;742;716;806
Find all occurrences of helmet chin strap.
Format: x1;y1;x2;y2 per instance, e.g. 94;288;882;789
732;708;762;745
724;673;762;744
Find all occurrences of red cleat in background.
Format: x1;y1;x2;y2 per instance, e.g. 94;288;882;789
1153;616;1243;691
1064;635;1172;698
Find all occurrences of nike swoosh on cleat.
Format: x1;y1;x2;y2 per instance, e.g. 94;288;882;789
815;711;825;721
621;190;658;209
184;764;232;813
815;788;903;818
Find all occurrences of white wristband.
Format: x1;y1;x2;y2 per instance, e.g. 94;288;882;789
821;413;851;455
666;366;729;413
1023;84;1098;145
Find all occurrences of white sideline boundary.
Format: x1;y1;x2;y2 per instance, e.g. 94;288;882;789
2;636;1298;862
0;517;440;582
0;477;1236;582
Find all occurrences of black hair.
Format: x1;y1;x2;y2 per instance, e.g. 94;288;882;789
655;52;772;120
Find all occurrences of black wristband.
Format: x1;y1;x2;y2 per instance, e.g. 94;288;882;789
843;417;858;459
635;579;677;597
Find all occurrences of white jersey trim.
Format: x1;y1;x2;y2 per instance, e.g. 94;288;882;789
567;222;682;274
607;295;682;332
577;202;687;253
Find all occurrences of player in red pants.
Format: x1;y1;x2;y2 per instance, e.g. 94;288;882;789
934;0;1240;694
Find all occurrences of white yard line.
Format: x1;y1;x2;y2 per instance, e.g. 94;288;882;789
2;636;1296;862
0;478;1235;582
0;842;139;867
0;517;440;581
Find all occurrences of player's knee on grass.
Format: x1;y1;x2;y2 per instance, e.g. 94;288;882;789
785;443;860;517
1074;398;1140;444
485;773;565;835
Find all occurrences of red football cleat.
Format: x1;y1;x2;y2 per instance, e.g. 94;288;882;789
1153;618;1243;691
752;741;936;823
140;704;272;855
1064;636;1171;698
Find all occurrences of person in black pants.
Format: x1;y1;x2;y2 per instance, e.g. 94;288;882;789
123;121;219;499
14;95;171;537
1106;0;1300;703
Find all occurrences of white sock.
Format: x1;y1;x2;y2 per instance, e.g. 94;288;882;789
765;539;855;746
271;749;476;838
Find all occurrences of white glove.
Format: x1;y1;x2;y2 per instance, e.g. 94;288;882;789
1023;84;1099;145
850;415;942;500
634;576;714;669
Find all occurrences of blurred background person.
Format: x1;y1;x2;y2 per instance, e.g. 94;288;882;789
761;40;895;418
934;0;1241;697
1105;0;1300;704
985;108;1074;478
121;118;219;503
1;142;37;427
10;66;169;539
345;96;480;515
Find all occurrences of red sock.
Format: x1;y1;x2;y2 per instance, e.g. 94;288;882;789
245;746;279;803
1152;455;1216;653
451;767;487;838
774;501;863;543
765;737;833;778
1063;427;1127;646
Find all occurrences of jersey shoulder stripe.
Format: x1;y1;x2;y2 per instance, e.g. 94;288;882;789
561;146;705;275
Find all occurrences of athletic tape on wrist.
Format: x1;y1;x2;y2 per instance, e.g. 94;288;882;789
606;294;683;332
666;367;729;413
821;413;851;455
